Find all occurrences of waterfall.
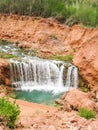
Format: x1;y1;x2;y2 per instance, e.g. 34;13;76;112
65;66;74;88
10;58;78;94
57;64;65;87
65;65;78;89
72;67;78;88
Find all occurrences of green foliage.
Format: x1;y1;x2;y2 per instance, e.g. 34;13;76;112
49;55;73;62
81;87;89;93
65;0;98;26
0;52;16;59
65;55;73;62
54;103;62;109
0;0;98;27
0;97;20;129
0;0;66;17
79;107;96;119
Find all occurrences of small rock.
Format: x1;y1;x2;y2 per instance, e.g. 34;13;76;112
33;123;38;128
55;99;64;105
47;125;56;130
18;41;32;48
63;102;72;112
95;103;98;112
5;79;11;85
96;92;98;102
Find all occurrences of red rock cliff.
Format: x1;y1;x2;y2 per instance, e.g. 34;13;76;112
0;14;98;88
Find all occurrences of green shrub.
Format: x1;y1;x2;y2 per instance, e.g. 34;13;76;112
81;87;89;93
49;55;73;62
0;97;20;129
65;55;73;62
0;53;16;59
79;107;96;119
65;0;98;27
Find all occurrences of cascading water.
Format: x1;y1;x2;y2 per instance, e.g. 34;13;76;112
0;41;79;105
10;57;78;94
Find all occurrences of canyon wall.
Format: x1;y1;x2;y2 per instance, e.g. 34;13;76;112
0;14;98;88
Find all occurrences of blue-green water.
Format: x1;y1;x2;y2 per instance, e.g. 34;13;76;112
14;90;62;106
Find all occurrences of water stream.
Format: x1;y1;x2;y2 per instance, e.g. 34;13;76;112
0;41;78;105
10;58;78;93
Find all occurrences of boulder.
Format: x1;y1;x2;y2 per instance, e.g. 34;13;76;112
62;89;97;111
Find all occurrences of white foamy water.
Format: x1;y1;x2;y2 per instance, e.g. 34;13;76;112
10;58;78;94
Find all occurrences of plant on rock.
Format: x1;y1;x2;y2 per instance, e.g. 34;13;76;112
49;54;73;62
0;97;20;129
79;107;96;119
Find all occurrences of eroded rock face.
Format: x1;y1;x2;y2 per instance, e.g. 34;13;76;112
62;89;97;112
0;59;10;85
64;25;98;88
17;41;32;49
73;34;98;88
0;14;98;88
0;14;73;58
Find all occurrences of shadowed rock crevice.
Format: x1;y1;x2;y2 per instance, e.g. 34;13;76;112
0;59;10;85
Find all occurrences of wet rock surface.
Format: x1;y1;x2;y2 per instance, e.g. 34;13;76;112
0;59;10;85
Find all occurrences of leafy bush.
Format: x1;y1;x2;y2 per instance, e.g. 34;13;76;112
79;107;96;119
0;97;20;129
65;0;98;27
81;87;89;93
0;0;98;27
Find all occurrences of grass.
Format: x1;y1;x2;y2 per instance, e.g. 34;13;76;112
0;52;16;59
80;87;89;93
49;54;73;62
79;107;96;119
